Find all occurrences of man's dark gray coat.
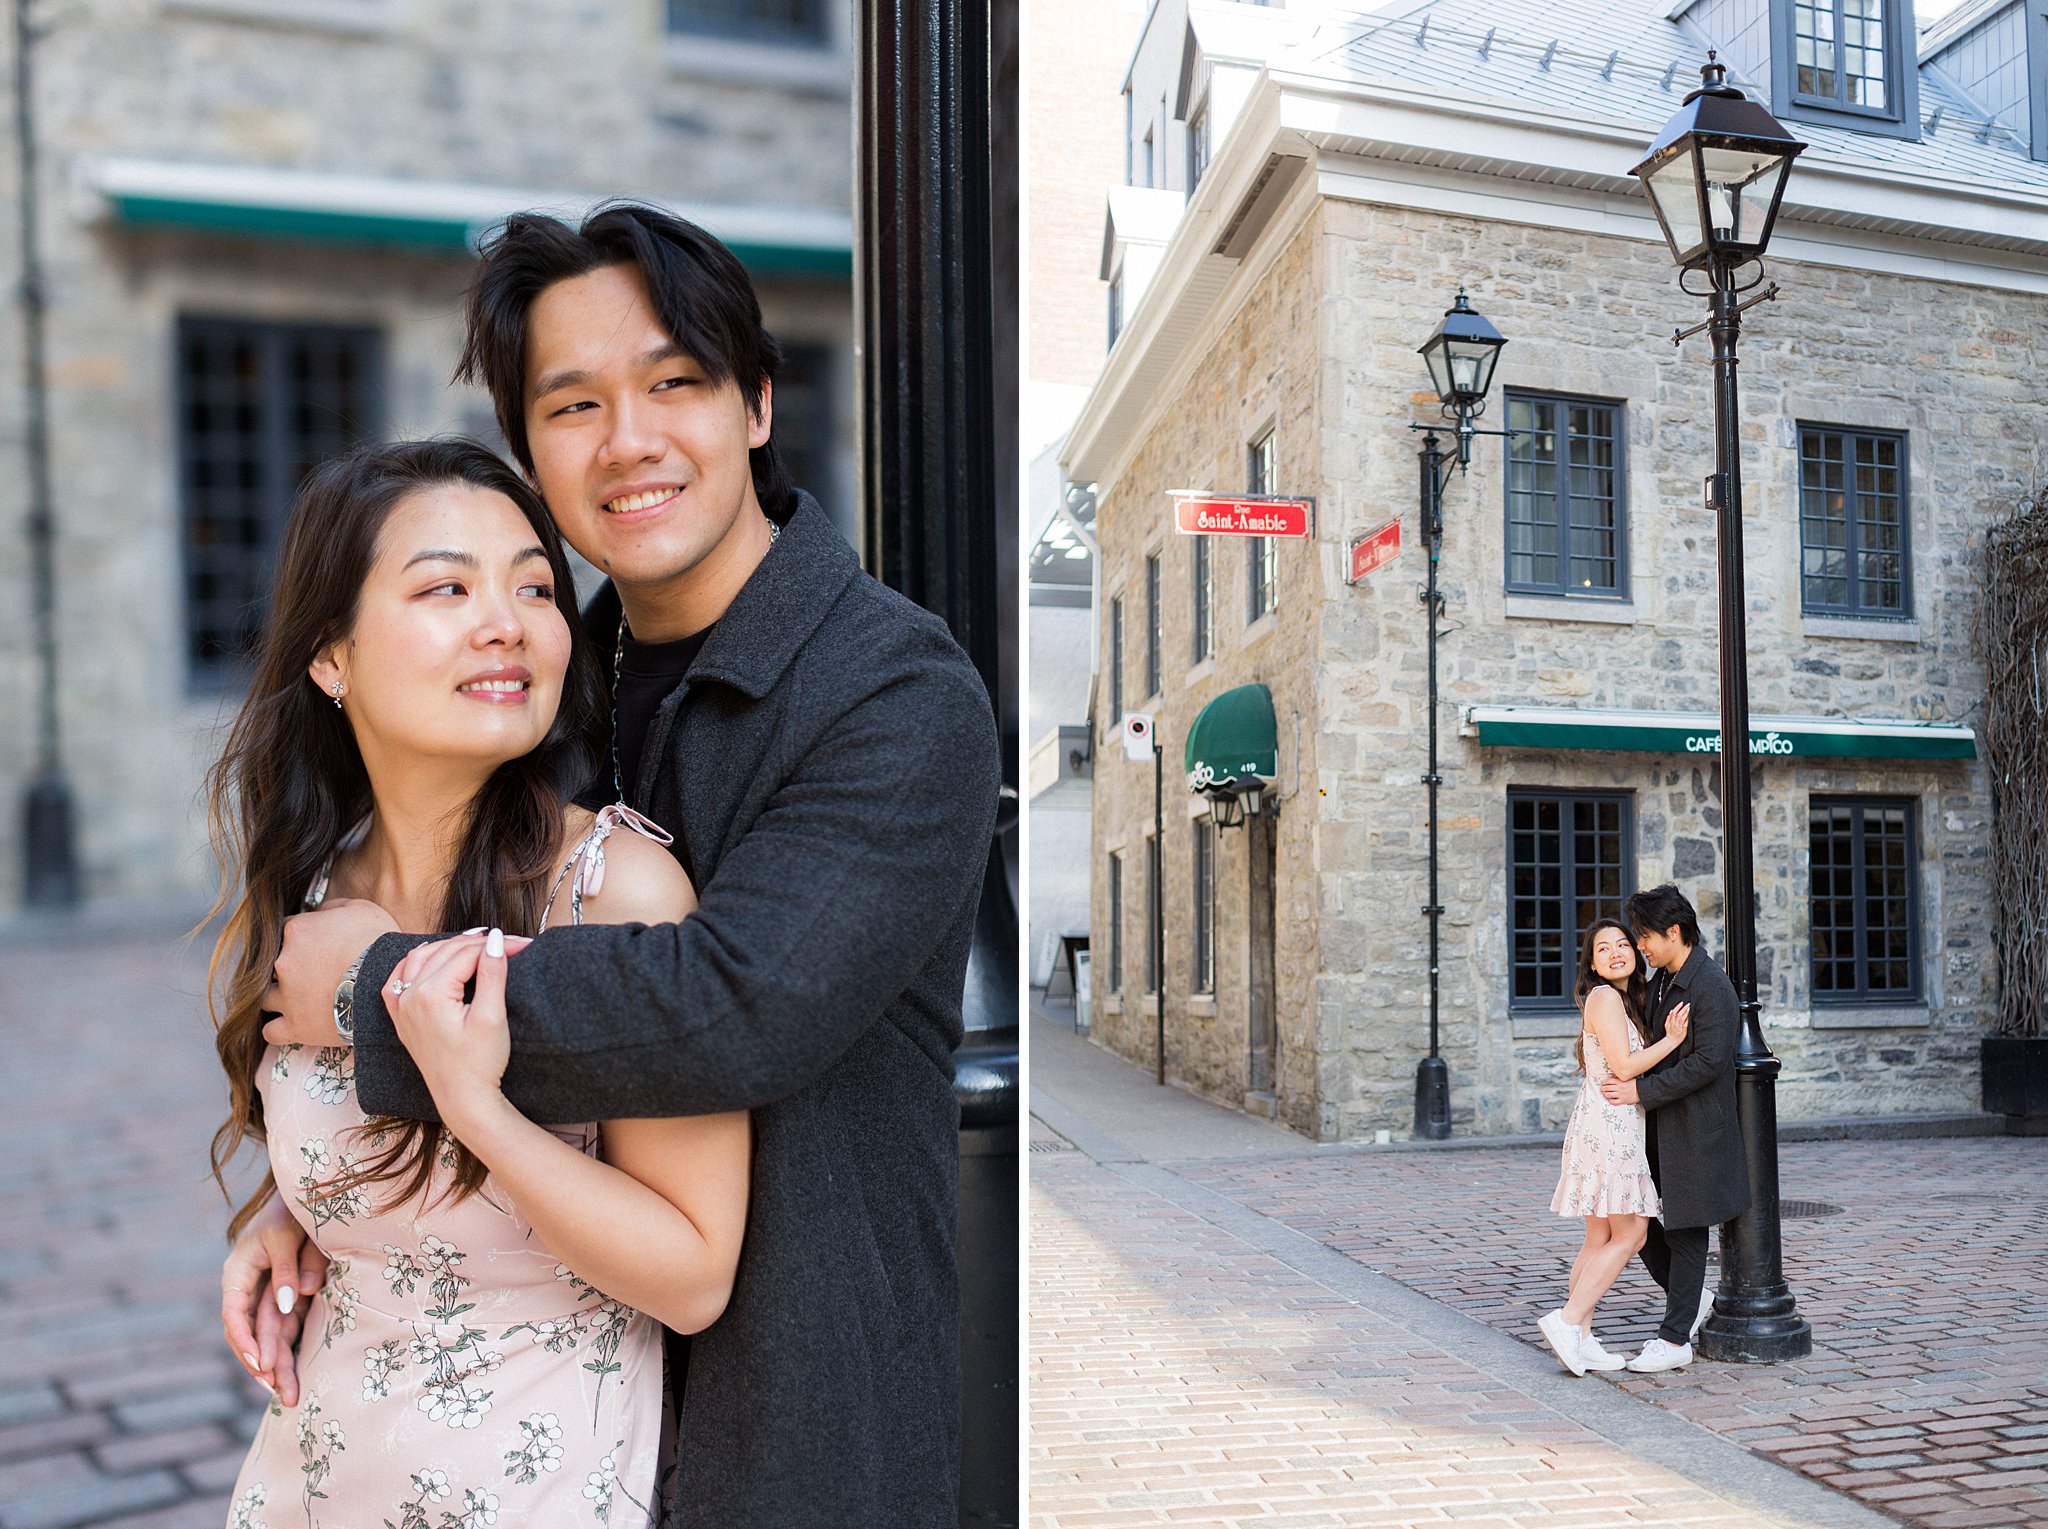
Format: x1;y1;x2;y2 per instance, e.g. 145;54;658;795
349;494;1001;1527
1636;944;1750;1230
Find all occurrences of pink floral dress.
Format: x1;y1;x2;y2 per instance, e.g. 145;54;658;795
1549;1007;1662;1219
225;811;670;1529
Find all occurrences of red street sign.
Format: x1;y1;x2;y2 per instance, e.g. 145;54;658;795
1172;494;1313;539
1348;519;1400;583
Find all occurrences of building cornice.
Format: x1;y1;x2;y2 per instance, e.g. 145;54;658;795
1063;64;2048;489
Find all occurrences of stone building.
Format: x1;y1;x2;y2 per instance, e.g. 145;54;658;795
1066;0;2048;1139
0;0;857;909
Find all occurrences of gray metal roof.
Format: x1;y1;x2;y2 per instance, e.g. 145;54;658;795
1277;0;2047;193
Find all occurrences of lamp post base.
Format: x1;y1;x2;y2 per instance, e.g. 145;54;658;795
24;774;78;908
1697;1305;1812;1363
1413;1055;1450;1140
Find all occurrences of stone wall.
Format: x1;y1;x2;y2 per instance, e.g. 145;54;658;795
1308;196;2028;1137
0;1;854;908
1089;186;2038;1140
1089;204;1328;1135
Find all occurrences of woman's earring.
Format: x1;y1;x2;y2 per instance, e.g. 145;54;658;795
330;681;345;708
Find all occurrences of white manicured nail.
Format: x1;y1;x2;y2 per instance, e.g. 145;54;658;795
461;926;487;935
485;928;504;959
275;1285;295;1315
241;1351;260;1371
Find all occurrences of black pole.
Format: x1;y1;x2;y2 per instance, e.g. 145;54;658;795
1153;727;1165;1086
1413;432;1451;1140
12;0;78;907
1691;259;1810;1363
855;2;1019;1520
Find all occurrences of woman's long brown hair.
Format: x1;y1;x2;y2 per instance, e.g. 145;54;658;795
1572;917;1651;1075
206;438;605;1242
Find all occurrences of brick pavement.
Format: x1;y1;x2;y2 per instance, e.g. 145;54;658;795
1178;1138;2048;1529
0;925;267;1529
1031;1142;1886;1528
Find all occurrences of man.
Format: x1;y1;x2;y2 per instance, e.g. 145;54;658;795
240;203;1000;1525
1600;883;1749;1374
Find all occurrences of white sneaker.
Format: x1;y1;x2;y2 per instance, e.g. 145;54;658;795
1577;1328;1626;1371
1538;1309;1589;1377
1627;1337;1694;1373
1689;1277;1716;1342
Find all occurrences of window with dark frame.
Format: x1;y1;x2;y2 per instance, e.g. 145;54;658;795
771;341;834;501
1108;272;1123;350
1107;851;1124;994
1771;0;1916;135
179;316;382;684
1145;552;1162;697
1109;595;1125;722
1192;818;1215;994
1794;0;1889;110
1191;536;1213;664
1144;833;1160;994
1187;105;1210;192
1508;791;1635;1008
1809;797;1919;1003
1247;429;1277;622
665;0;830;47
1503;391;1625;599
1799;425;1908;618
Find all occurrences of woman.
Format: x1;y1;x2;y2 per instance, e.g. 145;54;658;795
206;439;748;1527
1537;917;1688;1378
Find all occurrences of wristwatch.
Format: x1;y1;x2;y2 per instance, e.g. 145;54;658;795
333;947;369;1042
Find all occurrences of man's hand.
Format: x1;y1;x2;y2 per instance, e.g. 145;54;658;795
1601;1077;1640;1106
260;898;398;1048
221;1197;327;1406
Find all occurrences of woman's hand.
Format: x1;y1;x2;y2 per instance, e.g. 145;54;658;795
1665;1002;1691;1043
222;1196;326;1405
386;929;517;1131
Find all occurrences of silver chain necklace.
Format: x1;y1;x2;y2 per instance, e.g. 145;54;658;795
609;514;780;804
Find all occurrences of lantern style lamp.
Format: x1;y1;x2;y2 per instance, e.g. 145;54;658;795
1632;54;1805;270
1417;288;1507;415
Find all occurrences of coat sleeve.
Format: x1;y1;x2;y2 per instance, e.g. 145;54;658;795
1632;972;1738;1111
352;646;1001;1123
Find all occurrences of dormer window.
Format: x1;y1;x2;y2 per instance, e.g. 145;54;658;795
1770;0;1920;139
1795;0;1888;110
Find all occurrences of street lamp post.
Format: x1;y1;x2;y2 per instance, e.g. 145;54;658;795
1631;53;1812;1362
1410;290;1507;1140
13;0;79;906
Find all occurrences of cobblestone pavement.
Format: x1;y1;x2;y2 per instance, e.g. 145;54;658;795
0;924;268;1529
1033;1146;1886;1529
1180;1138;2048;1529
1030;1015;2048;1529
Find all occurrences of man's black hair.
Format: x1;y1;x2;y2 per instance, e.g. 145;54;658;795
456;201;796;518
1626;883;1702;948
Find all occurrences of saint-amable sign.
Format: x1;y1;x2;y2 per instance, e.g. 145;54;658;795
1171;493;1314;539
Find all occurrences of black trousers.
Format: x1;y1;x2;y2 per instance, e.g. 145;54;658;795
1642;1123;1709;1345
1640;1219;1709;1346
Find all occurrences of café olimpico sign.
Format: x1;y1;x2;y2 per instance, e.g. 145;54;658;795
1460;705;1977;763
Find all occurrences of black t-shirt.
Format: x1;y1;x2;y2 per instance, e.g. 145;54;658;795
603;625;712;812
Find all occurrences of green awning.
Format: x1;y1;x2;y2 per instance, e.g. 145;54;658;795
1185;683;1278;792
83;158;855;276
1465;705;1975;761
